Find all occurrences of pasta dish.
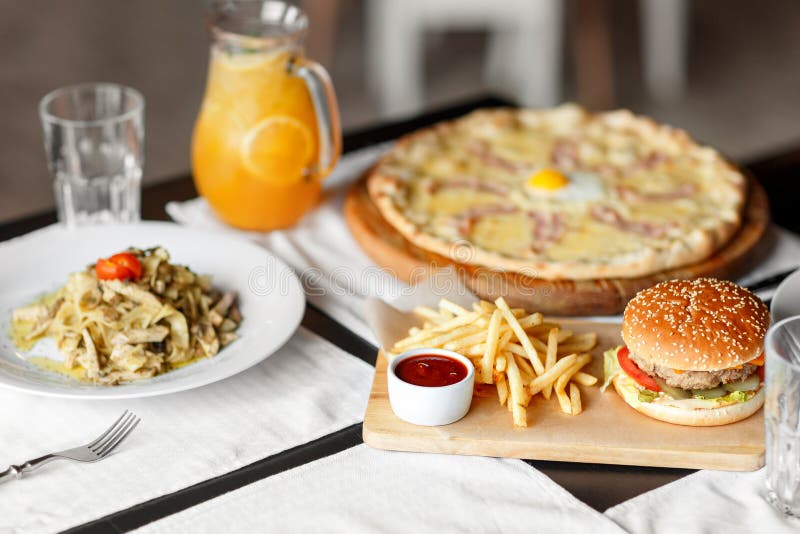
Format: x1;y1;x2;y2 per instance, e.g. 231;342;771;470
11;247;241;385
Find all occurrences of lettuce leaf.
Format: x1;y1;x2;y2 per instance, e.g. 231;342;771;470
638;389;658;402
719;390;751;403
692;389;753;403
602;346;623;392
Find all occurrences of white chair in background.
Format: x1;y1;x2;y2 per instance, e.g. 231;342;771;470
364;0;689;118
365;0;564;117
640;0;689;101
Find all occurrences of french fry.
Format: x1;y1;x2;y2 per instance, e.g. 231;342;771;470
497;330;513;350
461;344;485;357
494;354;507;372
553;354;592;415
496;374;509;406
555;329;574;343
481;309;502;383
433;312;482;332
542;328;559;400
514;353;536;379
504;342;525;358
505;350;527;427
495;297;544;375
479;301;495;313
398;324;481;351
556;384;573;414
518;367;533;384
528;353;578;396
554;354;593;402
518;313;543;327
526;322;562;336
476;302;526;317
444;330;492;351
413;306;445;323
529;337;549;354
573;371;598;386
569;382;582;415
438;299;470;316
555;333;597;355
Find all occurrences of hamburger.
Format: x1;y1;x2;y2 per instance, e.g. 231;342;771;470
603;278;769;426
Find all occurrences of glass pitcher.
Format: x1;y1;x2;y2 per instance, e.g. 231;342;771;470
192;0;341;231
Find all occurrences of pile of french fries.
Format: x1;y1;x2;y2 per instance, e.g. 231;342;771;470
389;297;598;427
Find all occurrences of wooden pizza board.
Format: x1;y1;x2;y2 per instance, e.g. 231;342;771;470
363;320;765;471
344;174;770;316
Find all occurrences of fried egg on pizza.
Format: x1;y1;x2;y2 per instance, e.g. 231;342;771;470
366;105;745;280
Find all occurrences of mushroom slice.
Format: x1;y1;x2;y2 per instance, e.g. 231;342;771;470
77;329;100;379
103;280;162;309
111;325;170;345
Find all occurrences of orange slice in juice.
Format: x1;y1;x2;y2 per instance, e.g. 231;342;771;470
240;115;314;186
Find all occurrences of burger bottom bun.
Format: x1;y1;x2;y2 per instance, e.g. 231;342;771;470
612;373;765;427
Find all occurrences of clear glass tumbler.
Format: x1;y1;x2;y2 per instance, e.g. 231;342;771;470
764;315;800;518
39;83;144;227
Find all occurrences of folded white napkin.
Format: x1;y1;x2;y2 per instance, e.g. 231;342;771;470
134;444;625;534
0;328;373;534
604;468;800;534
167;146;800;337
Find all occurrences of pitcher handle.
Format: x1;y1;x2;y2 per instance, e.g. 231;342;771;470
288;57;342;178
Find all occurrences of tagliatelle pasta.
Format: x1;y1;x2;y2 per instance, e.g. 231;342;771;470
11;247;241;385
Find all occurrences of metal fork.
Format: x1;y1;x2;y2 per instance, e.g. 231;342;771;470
0;410;140;483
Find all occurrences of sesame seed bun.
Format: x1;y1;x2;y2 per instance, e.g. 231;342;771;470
611;372;765;426
621;278;770;371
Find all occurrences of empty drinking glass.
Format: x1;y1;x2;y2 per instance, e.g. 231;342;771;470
39;83;144;227
764;315;800;518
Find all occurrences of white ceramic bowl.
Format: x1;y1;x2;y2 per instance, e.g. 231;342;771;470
387;348;475;426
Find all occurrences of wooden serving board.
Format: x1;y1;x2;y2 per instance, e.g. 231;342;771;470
344;174;770;316
363;320;765;471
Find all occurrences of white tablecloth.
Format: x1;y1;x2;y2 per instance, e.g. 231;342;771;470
604;468;800;533
0;328;373;533
134;444;626;534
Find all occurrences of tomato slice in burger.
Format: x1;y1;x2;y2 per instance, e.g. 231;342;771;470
109;252;142;279
95;258;134;281
617;346;662;392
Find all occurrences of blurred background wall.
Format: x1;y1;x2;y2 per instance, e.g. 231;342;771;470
2;0;799;222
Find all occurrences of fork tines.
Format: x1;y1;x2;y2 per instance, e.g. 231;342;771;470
89;410;141;458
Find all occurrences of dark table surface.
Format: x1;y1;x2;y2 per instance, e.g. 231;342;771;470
3;96;799;533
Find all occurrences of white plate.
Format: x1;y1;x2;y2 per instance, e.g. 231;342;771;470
770;268;800;322
0;222;304;399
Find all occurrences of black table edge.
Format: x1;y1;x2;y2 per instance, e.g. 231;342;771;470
64;423;365;534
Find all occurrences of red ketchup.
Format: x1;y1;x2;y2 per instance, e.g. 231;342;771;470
395;355;468;387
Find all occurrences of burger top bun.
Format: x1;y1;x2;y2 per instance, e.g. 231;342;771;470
622;278;769;371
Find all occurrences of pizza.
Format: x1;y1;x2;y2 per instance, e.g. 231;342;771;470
366;105;746;280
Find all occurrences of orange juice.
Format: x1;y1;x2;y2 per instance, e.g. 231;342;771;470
193;48;334;230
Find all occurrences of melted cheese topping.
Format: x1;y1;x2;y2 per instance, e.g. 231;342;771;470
375;105;745;269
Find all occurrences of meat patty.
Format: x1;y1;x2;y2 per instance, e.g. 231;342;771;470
628;351;757;390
